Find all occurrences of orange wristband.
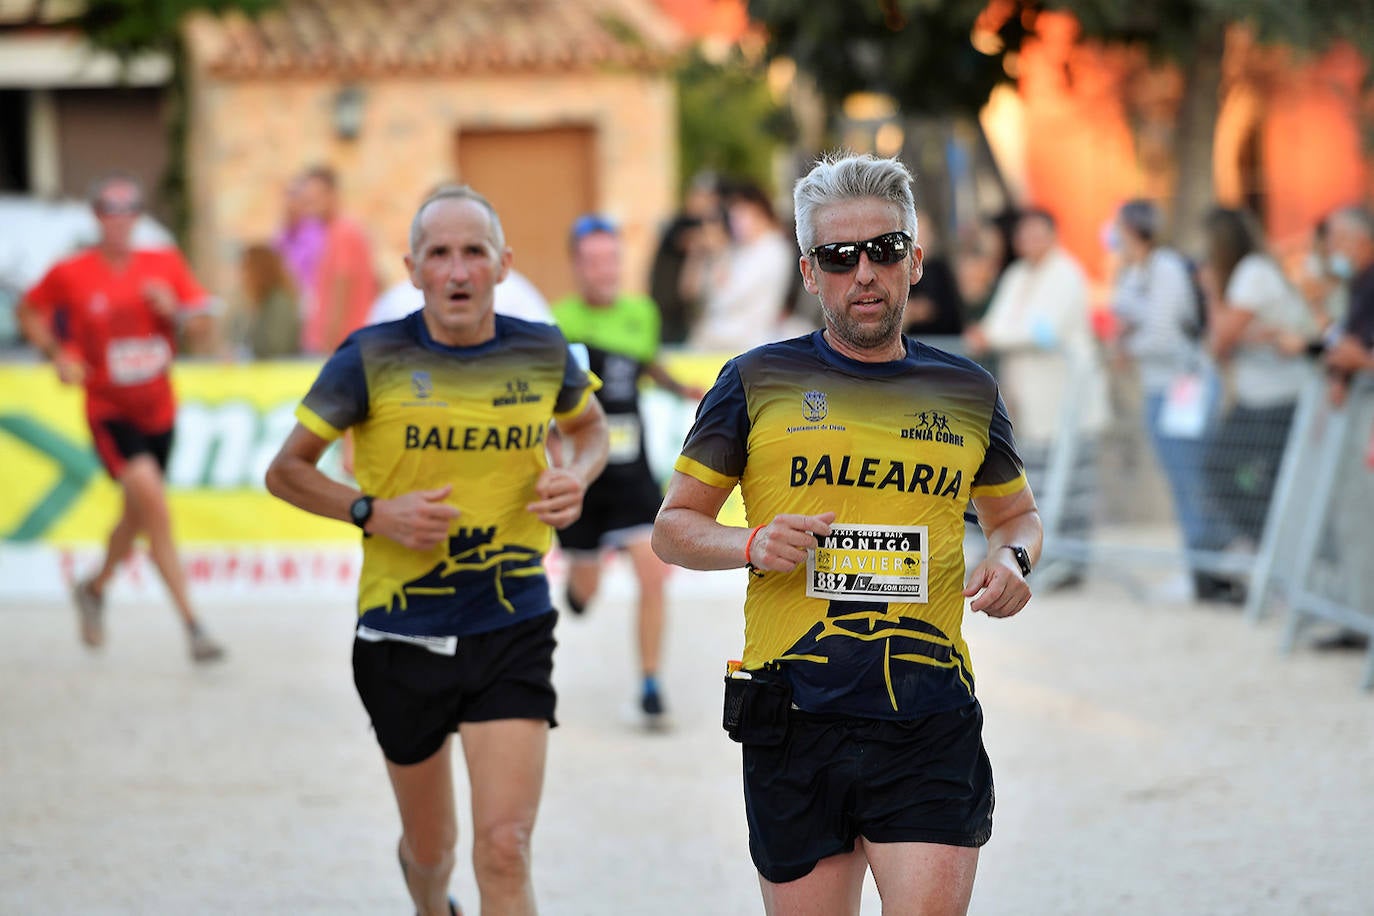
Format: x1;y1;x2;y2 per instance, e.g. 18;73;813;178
744;524;766;569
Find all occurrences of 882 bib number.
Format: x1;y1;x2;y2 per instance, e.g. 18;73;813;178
805;523;928;603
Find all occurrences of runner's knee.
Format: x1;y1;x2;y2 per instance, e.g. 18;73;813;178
401;814;458;869
472;820;533;881
635;559;668;595
569;562;600;596
121;461;171;520
404;841;456;874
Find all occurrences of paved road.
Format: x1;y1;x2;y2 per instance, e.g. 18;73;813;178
2;560;1371;915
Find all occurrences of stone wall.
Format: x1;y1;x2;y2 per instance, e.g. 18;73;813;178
185;69;677;305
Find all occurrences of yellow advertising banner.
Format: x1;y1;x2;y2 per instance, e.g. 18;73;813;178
0;351;740;549
0;361;352;544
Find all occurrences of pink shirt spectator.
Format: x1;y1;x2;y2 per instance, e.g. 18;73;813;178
273;217;326;306
303;216;378;354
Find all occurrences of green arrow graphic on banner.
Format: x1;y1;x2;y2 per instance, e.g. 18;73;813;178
0;415;100;542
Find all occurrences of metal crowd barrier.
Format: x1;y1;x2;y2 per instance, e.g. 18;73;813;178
1034;352;1374;691
1272;375;1374;689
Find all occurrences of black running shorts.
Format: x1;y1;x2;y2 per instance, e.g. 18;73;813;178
557;464;663;552
351;611;558;765
742;700;994;884
90;419;173;478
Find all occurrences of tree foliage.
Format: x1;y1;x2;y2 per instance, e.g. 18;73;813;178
747;0;1034;116
62;0;277;57
749;0;1374;248
677;48;793;196
752;0;1374;112
1046;0;1374;243
1052;0;1374;65
50;1;279;242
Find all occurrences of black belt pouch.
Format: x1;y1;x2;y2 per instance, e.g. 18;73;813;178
722;664;792;746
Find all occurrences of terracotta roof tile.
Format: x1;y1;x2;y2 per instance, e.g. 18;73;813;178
0;0;83;27
187;0;683;78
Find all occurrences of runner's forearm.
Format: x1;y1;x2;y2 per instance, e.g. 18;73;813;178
17;301;61;358
652;506;749;571
264;452;361;524
552;396;610;489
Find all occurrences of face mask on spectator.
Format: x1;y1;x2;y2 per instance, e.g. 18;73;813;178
1102;222;1122;254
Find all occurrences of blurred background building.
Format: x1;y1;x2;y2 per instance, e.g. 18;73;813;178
3;0;1371;302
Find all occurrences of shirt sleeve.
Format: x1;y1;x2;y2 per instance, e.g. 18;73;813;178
1225;256;1280;314
1110;264;1147;327
969;388;1028;499
553;339;601;418
295;335;369;440
1346;275;1374;345
23;262;66;320
164;249;211;311
672;359;750;488
1130;251;1196;361
981;264;1054;351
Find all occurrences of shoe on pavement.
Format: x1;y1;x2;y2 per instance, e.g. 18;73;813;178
72;578;105;648
639;688;670;732
1312;630;1370;652
1193;572;1246;606
189;631;226;663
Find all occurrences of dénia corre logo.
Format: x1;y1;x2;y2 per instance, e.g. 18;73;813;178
901;410;965;447
412;371;433;399
802;390;828;423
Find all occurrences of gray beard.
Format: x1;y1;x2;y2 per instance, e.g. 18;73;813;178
820;300;905;353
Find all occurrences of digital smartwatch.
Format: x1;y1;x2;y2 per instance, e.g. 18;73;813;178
349;494;375;531
1002;544;1032;578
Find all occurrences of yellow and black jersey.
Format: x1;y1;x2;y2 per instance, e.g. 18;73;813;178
675;330;1028;719
296;311;598;638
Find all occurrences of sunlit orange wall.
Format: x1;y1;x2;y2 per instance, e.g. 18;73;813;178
1018;13;1140;283
656;0;749;40
1017;13;1368;277
1261;45;1367;250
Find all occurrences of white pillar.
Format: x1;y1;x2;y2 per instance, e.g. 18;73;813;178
27;88;60;197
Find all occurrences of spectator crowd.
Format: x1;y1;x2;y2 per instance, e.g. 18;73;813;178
11;163;1374;624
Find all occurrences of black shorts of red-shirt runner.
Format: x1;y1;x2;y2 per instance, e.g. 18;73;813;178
90;419;173;478
742;700;994;885
352;611;558;766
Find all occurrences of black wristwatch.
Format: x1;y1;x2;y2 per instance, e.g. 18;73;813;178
1002;544;1032;578
349;494;375;531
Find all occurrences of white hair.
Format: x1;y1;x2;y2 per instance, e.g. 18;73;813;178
793;152;917;254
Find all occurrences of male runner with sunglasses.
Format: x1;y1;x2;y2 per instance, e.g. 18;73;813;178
18;174;225;663
653;152;1042;915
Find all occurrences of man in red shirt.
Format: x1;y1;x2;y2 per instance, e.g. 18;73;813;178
298;165;379;355
18;175;226;663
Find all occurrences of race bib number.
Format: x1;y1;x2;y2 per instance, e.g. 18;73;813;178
806;523;928;603
106;337;172;386
606;414;642;465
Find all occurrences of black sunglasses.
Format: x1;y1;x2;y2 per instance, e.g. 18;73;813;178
808;231;913;273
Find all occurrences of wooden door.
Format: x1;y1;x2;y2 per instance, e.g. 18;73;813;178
456;125;597;305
